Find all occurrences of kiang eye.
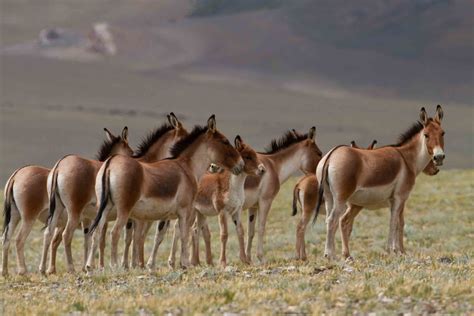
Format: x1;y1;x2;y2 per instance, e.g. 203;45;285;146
424;133;429;138
441;131;445;136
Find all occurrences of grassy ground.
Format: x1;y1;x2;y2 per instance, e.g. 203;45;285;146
1;170;473;314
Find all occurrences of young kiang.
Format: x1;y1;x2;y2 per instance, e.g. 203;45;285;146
315;105;445;260
158;135;266;268
42;113;187;274
86;115;243;270
292;140;377;261
39;127;133;274
2;127;131;276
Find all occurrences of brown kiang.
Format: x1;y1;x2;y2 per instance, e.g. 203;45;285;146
315;105;445;259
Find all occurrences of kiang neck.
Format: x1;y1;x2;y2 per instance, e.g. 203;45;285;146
229;172;247;191
268;147;302;184
397;132;431;175
179;141;211;182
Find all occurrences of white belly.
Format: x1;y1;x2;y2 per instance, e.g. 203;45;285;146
195;200;218;217
349;184;393;210
131;197;177;221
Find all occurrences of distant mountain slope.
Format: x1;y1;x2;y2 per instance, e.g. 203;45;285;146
2;0;472;104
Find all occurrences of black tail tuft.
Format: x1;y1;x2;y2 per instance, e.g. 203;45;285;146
45;168;59;228
292;187;299;216
89;157;113;234
313;182;325;224
3;177;15;236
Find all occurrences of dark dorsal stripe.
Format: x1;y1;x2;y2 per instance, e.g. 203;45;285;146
169;125;208;158
133;123;174;158
392;121;425;147
96;137;122;162
260;130;308;155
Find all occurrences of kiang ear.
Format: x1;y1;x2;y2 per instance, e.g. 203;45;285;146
435;104;443;123
419;107;429;126
369;139;377;150
207;114;216;133
121;126;129;142
350;141;356;148
169;112;182;129
234;135;243;150
104;128;116;142
290;129;298;138
308;126;316;142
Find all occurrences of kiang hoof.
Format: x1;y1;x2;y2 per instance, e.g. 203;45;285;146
146;263;155;270
17;269;27;276
85;265;94;274
324;253;335;261
46;268;56;275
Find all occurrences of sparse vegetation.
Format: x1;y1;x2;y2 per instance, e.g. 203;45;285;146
1;170;473;314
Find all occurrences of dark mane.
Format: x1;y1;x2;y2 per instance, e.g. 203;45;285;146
133;123;174;158
392;121;425;147
96;138;122;162
260;131;308;154
169;125;208;158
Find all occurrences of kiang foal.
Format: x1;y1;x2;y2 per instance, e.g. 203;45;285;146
315;106;445;259
192;135;266;267
87;115;243;269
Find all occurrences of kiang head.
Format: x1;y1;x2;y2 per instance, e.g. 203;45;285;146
419;105;445;167
204;115;244;175
97;127;133;161
234;135;265;176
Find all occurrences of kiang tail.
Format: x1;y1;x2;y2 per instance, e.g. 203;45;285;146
292;186;300;216
3;168;21;236
89;156;114;233
313;145;346;224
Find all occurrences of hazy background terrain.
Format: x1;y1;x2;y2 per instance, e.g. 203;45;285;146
1;0;473;183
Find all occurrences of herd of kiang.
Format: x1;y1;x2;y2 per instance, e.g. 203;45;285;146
2;106;445;276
